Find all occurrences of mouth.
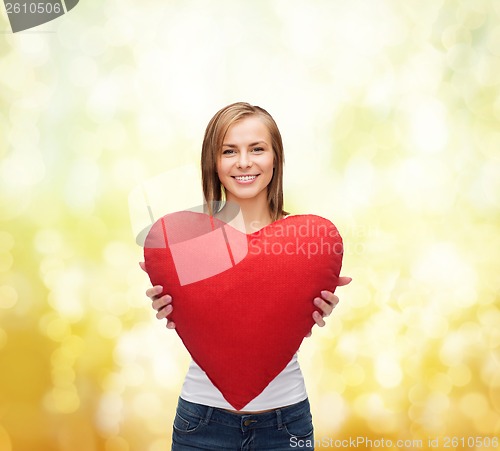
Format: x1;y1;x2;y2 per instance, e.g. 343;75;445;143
232;174;259;184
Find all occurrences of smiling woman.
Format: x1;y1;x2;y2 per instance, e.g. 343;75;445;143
142;102;351;450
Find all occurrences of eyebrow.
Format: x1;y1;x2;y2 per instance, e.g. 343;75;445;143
222;141;268;148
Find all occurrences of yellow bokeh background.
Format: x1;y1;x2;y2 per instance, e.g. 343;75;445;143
1;0;500;450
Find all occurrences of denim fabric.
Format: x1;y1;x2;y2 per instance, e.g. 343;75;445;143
171;397;314;450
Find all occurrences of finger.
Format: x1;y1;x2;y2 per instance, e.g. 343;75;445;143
326;294;340;308
139;261;146;272
313;310;326;327
314;297;334;317
146;285;163;300
320;290;340;307
152;294;172;311
337;276;352;286
156;304;173;320
305;330;312;338
166;320;176;329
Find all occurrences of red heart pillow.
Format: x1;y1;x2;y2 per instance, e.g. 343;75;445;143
144;211;343;410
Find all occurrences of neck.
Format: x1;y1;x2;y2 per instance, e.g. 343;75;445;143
218;190;275;234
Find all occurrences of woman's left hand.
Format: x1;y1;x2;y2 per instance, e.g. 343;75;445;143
306;276;352;337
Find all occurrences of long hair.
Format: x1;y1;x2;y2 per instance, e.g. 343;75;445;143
201;102;287;221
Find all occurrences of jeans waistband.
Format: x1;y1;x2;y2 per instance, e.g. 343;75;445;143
177;397;310;430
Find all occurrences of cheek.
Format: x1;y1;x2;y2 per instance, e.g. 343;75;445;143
217;158;231;175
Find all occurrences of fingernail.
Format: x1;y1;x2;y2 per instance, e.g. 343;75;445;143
321;290;329;297
314;298;321;305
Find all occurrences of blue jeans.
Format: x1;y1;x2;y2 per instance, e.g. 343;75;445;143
171;397;314;450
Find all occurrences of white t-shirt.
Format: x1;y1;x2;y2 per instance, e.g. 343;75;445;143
180;214;308;411
180;353;308;411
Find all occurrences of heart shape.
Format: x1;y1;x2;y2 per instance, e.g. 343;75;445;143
144;211;343;410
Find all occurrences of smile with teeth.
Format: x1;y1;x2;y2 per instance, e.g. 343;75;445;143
233;175;258;182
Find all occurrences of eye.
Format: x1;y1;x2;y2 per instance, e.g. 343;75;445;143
222;149;235;155
252;147;264;153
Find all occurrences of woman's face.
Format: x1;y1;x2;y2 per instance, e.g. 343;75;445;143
217;116;274;204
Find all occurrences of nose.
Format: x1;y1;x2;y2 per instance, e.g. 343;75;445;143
237;151;253;169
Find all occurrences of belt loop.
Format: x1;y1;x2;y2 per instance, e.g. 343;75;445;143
203;406;214;425
276;408;283;430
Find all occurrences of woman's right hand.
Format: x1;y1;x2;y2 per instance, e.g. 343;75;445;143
147;285;176;329
140;262;176;329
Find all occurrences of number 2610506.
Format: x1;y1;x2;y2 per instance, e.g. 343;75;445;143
5;3;62;14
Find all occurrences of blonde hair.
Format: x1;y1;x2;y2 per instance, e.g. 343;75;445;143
201;102;287;222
